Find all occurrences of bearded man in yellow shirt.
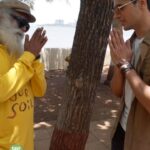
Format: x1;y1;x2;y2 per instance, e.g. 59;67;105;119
0;0;47;150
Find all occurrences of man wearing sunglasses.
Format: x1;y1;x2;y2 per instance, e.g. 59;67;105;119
109;0;150;150
0;0;47;150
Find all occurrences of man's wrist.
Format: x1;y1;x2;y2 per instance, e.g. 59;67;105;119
120;62;134;73
35;54;41;60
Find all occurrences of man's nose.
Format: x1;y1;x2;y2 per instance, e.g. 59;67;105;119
20;26;27;33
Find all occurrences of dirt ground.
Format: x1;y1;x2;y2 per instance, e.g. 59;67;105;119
34;65;120;124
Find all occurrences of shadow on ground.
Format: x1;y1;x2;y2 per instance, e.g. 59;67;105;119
34;68;120;124
34;67;121;150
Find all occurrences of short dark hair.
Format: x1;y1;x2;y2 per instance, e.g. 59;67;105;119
147;0;150;10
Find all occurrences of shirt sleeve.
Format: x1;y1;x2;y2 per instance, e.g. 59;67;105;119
30;60;47;97
0;51;35;103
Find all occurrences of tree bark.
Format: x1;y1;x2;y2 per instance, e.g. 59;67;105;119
49;0;113;149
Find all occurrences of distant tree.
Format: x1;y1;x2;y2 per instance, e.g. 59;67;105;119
49;0;114;149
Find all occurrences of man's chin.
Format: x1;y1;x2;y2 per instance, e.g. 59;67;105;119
123;26;132;31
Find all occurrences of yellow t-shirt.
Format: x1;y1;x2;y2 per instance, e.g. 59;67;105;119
0;45;46;150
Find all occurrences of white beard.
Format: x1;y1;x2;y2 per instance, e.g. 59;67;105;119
0;9;24;59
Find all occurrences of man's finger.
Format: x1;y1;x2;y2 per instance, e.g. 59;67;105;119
113;29;123;46
40;37;48;48
41;30;46;37
126;40;131;49
31;27;43;41
108;38;115;50
25;34;29;42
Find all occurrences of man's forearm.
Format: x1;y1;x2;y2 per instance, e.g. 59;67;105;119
111;66;124;97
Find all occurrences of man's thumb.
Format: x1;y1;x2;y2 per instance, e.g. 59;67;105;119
25;34;29;43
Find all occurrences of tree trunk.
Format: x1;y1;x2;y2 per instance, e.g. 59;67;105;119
49;0;113;149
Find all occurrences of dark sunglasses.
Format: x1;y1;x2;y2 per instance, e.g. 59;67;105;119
11;15;30;32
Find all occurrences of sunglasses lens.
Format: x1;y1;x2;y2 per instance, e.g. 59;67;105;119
18;19;30;32
11;15;30;32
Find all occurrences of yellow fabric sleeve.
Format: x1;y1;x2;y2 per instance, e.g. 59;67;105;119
0;51;35;103
31;60;47;97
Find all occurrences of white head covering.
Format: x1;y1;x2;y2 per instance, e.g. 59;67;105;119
0;0;36;22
